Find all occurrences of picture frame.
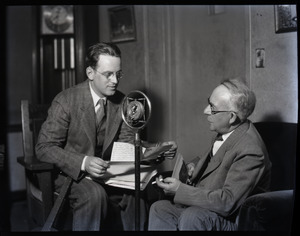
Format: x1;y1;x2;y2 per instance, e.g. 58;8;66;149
274;5;297;34
108;5;136;43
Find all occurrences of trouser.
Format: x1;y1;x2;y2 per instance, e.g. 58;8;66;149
148;200;237;231
55;175;148;231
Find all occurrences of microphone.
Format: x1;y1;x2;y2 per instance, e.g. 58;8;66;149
121;90;152;231
121;90;152;130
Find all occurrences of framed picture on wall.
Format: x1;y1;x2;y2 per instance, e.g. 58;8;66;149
274;5;297;33
108;5;136;43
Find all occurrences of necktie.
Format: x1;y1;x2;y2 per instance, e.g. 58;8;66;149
96;98;106;129
95;99;106;156
215;133;223;141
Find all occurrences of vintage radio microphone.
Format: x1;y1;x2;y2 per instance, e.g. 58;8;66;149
121;90;151;231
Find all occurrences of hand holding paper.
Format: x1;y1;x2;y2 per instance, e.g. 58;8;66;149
142;141;177;164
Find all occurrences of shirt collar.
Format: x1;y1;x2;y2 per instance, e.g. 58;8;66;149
221;130;234;142
89;82;106;107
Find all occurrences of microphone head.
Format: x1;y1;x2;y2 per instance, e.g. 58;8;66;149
122;90;151;130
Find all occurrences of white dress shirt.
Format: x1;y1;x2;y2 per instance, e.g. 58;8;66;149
212;130;234;156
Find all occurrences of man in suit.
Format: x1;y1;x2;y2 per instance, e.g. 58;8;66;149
148;78;272;230
35;42;177;231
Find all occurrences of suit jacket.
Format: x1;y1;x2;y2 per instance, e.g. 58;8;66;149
35;79;135;181
174;120;272;218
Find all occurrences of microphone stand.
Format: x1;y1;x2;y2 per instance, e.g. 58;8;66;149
134;131;141;231
121;91;151;231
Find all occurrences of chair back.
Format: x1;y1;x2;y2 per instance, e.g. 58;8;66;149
254;122;297;191
21;100;50;163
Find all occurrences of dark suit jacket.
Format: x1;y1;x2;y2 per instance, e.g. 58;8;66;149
174;120;272;218
35;79;135;181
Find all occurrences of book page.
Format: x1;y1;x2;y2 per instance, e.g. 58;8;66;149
172;153;189;183
110;142;135;162
110;142;147;162
91;162;157;190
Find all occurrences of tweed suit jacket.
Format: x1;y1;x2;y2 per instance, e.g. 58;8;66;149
35;79;135;181
174;120;272;218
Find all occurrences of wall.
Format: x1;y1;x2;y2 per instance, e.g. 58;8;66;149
249;5;298;123
98;5;297;170
172;6;249;164
6;6;34;193
6;6;34;125
98;5;250;169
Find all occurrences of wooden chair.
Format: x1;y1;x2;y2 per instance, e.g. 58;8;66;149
17;100;72;231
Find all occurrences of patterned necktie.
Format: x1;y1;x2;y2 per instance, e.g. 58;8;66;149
96;98;106;129
96;99;106;135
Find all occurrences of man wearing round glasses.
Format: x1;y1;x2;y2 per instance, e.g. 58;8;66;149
36;42;177;231
149;78;271;231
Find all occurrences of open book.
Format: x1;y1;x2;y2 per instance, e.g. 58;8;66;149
91;142;172;190
171;153;190;184
110;142;173;163
93;162;157;190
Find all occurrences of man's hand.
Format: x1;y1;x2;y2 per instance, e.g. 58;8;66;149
84;156;110;178
155;175;181;195
187;162;195;177
158;141;178;160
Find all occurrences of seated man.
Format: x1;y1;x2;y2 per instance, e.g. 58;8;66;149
148;78;272;231
35;42;177;231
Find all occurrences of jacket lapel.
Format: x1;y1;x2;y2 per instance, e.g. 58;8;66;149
102;98;122;153
198;121;250;180
79;82;97;149
190;146;212;182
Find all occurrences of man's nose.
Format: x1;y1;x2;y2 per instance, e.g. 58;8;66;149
204;105;211;115
110;74;118;83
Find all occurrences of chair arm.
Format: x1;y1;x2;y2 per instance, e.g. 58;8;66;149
237;190;294;231
17;156;54;171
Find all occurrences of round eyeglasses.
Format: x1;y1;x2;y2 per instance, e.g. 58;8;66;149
94;69;123;81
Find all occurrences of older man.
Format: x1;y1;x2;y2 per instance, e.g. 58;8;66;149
148;78;272;230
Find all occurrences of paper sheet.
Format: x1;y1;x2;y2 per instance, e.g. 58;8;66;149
110;142;135;162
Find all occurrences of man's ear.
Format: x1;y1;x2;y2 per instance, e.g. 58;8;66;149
86;66;94;80
229;112;240;125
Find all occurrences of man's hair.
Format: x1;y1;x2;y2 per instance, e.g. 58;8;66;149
85;42;121;69
221;78;256;122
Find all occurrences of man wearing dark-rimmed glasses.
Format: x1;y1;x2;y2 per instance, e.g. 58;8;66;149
149;78;272;231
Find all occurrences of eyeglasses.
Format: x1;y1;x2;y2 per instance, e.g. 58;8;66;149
207;97;237;115
94;69;123;81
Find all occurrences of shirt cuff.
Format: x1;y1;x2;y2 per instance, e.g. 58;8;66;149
81;156;88;171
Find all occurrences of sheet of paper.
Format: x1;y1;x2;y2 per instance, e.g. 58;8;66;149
110;142;135;162
90;162;157;190
102;162;155;181
110;142;146;162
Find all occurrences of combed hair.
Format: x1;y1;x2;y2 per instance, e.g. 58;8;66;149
221;78;256;122
85;42;121;69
